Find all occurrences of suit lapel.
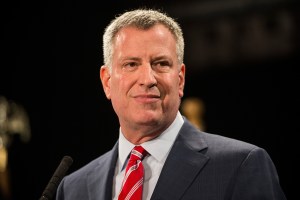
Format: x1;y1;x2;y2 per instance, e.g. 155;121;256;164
87;143;118;200
151;120;209;200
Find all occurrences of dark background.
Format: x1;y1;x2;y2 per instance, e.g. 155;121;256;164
0;0;299;199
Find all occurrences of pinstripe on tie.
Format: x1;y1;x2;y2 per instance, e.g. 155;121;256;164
118;146;148;200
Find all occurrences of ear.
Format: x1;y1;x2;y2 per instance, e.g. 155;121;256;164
178;64;185;98
100;65;111;99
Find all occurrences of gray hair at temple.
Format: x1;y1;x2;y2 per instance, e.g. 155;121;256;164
102;8;185;71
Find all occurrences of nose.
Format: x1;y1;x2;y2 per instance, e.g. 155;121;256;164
138;64;157;88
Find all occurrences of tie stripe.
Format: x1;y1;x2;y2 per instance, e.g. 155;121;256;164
124;178;144;200
118;146;147;200
123;160;143;183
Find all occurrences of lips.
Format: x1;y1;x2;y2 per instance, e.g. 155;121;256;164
133;94;161;103
134;93;160;98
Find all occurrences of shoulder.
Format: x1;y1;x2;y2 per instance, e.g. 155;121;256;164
56;145;118;199
63;147;116;184
181;118;259;153
202;131;258;152
181;119;268;160
200;131;274;167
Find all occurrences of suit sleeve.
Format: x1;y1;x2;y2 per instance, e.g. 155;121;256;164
55;177;65;200
230;147;287;200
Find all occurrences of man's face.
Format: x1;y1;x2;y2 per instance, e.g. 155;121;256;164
100;24;185;137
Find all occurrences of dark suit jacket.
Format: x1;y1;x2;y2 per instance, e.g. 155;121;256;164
56;119;286;200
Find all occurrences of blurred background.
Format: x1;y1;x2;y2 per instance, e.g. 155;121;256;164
0;0;299;199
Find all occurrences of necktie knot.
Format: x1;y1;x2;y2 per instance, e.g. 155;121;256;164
130;146;147;161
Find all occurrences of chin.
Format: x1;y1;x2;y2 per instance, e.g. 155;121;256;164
135;112;161;125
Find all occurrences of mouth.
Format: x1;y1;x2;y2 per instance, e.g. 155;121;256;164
133;94;161;103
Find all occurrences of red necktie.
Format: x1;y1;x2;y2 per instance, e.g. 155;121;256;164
118;146;148;200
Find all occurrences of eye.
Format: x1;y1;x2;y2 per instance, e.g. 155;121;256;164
123;62;138;71
152;61;171;72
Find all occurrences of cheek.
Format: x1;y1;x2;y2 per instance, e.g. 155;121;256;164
160;77;181;97
110;80;121;97
110;75;131;97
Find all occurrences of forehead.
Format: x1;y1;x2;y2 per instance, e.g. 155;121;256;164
115;24;174;42
114;25;176;51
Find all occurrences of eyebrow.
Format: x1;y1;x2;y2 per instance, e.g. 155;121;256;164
120;57;141;62
120;55;171;63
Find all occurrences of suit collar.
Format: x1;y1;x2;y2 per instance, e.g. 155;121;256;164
86;142;118;200
151;119;209;200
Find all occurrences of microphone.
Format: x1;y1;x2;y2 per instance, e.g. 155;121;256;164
39;156;73;200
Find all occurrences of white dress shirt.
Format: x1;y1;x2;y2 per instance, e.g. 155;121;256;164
112;111;184;200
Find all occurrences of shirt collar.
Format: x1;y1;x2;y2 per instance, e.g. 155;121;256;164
118;111;184;171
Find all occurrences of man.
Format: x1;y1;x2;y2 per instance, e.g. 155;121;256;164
56;8;286;200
